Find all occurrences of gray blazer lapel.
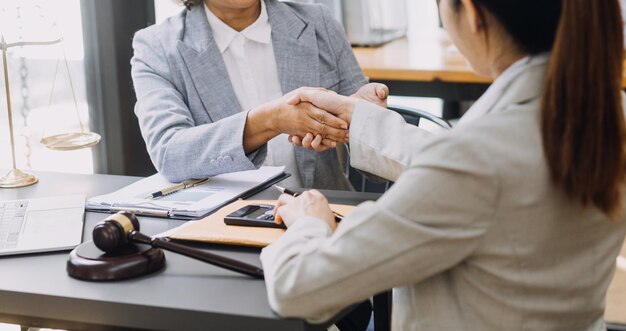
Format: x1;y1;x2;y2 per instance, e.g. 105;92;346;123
267;0;319;93
266;0;320;186
177;6;241;122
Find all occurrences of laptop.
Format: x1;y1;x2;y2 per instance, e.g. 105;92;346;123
0;195;85;256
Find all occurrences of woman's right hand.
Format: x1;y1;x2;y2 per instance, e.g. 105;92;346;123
287;88;358;124
244;89;350;153
258;89;350;140
274;190;336;230
285;88;359;152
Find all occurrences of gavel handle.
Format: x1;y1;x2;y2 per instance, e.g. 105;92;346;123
129;231;264;279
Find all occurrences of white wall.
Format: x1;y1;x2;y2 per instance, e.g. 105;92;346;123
155;0;185;24
155;0;441;35
407;0;440;37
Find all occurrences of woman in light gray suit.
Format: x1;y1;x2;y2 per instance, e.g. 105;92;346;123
131;0;386;189
262;0;626;329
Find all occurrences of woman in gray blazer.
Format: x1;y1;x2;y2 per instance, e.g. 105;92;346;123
130;0;386;189
261;0;626;329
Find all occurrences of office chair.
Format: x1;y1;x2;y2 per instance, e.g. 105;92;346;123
388;104;453;129
347;104;452;194
608;323;626;331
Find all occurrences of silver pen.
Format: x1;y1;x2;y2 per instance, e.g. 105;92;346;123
145;178;210;199
274;185;344;222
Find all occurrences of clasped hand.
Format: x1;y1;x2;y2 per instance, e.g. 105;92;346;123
244;87;362;153
247;83;387;153
287;83;388;152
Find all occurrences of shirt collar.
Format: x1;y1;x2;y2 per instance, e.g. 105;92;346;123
456;53;550;126
205;0;272;54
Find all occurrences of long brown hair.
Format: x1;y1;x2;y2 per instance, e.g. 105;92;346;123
542;0;625;218
455;0;626;218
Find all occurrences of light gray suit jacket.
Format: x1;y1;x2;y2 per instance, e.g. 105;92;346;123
261;63;626;330
130;0;367;188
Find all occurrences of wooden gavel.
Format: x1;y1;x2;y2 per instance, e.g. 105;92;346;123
92;211;264;279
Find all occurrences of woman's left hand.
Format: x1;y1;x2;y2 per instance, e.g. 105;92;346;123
274;190;337;231
352;83;389;109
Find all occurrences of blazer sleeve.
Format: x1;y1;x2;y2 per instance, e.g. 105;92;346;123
260;131;499;323
131;29;266;183
348;100;434;181
319;5;368;96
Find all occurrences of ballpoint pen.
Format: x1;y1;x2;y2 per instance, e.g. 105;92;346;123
146;178;210;199
274;185;344;222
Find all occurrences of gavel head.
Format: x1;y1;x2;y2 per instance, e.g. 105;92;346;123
93;211;140;253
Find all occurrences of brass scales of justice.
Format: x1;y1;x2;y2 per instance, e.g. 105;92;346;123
0;35;100;188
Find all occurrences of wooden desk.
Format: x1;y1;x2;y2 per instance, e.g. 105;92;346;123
353;33;489;85
353;32;626;118
353;33;489;118
0;172;380;331
0;172;624;329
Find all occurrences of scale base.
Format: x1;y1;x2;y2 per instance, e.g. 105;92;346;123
67;241;166;281
0;168;38;188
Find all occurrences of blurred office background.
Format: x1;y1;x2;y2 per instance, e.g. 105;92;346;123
1;0;622;179
0;0;442;180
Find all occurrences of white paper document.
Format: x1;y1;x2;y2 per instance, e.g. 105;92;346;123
86;166;287;219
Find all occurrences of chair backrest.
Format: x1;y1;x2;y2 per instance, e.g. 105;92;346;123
388;105;452;129
348;104;452;193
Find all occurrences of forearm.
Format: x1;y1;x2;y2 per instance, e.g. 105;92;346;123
145;110;266;182
261;217;354;323
243;105;279;153
349;100;433;181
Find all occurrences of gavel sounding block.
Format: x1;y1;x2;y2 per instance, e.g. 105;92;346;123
67;241;165;281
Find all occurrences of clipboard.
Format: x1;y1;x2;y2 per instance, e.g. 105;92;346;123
164;199;356;247
86;167;290;220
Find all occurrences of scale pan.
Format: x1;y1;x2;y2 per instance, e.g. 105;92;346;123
41;131;101;151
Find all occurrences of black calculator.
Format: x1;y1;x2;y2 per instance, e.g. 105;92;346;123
223;204;286;229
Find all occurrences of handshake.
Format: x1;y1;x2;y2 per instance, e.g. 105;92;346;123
265;83;389;152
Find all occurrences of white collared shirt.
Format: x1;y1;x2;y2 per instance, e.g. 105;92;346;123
205;1;303;187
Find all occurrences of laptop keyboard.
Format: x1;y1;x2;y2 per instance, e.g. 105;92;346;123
0;200;27;249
